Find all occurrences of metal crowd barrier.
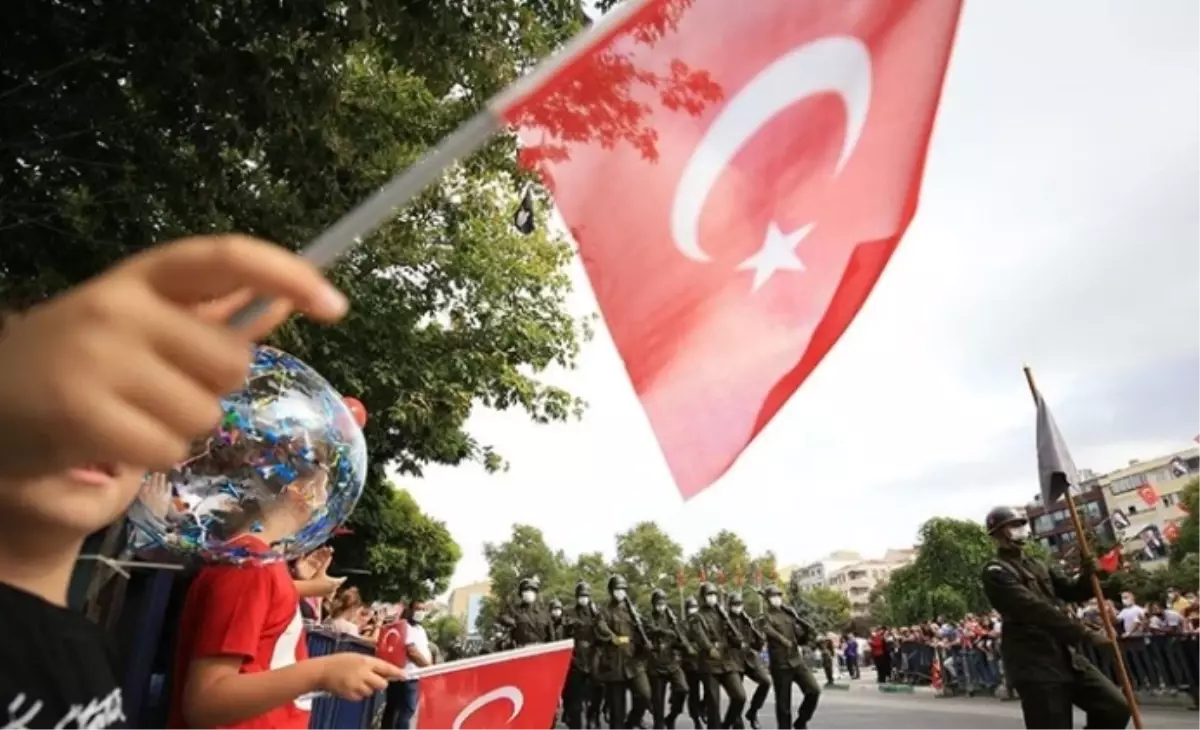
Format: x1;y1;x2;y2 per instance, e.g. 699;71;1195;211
307;626;387;729
881;636;1198;704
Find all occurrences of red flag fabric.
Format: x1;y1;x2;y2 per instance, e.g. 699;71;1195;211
1137;483;1159;508
716;568;726;586
377;620;408;668
1097;547;1121;574
1163;522;1180;543
415;641;573;729
506;0;962;498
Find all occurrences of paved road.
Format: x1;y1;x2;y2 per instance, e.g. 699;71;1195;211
655;683;1198;729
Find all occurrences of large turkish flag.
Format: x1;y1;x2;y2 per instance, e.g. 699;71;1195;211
414;640;573;729
504;0;962;498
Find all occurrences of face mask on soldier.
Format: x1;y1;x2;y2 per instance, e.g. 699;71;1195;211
577;595;590;607
705;594;718;607
612;588;627;602
731;604;743;615
769;596;783;608
551;608;562;619
687;606;698;616
654;602;666;613
521;590;537;604
1006;523;1031;543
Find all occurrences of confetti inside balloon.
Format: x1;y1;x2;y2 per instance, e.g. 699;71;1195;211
343;397;368;428
127;346;368;563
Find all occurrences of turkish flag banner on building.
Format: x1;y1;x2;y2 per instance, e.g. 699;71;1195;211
1097;547;1122;574
1137;483;1159;508
505;0;962;498
414;640;573;729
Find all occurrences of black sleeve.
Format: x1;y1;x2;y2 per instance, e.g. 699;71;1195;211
982;564;1090;645
1049;564;1096;604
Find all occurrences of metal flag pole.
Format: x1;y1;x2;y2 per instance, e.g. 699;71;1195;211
1022;366;1143;730
227;0;655;330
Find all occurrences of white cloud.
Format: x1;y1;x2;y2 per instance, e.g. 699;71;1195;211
402;0;1200;588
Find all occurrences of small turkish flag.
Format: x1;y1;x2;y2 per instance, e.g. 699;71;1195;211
1137;483;1159;508
1097;547;1121;574
1163;522;1180;543
506;0;962;498
377;620;408;668
415;640;573;729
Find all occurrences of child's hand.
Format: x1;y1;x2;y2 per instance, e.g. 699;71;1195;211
0;235;348;479
139;472;172;520
317;654;406;701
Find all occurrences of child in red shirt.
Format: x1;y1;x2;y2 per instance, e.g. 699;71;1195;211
168;466;403;728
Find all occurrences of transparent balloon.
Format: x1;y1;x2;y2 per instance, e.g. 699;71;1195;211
127;346;368;563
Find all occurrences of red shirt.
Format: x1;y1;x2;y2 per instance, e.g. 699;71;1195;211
168;538;311;729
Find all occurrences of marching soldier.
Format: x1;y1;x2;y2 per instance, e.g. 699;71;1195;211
759;584;821;729
594;575;652;729
563;581;602;729
680;597;707;729
727;592;772;729
982;506;1130;729
499;576;553;647
637;588;692;729
549;597;567;641
688;582;747;729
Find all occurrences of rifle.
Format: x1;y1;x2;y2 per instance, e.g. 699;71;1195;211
715;601;747;648
623;595;652;650
781;604;816;644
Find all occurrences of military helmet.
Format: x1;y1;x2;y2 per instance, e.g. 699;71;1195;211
763;584;783;597
518;577;539;593
549;597;563;610
985;505;1027;535
699;581;718;596
575;580;591;597
608;574;628;593
651;588;668;603
684;596;699;610
727;591;744;606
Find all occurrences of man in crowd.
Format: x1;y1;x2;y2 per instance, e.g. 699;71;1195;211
679;597;707;729
726;592;771;729
636;588;691;729
758;584;821;730
499;576;553;647
562;581;602;730
981;505;1129;729
687;582;746;729
1116;591;1146;636
593;575;651;729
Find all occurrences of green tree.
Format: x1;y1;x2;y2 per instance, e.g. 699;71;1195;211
426;612;465;657
797;586;851;632
613;521;685;612
477;524;569;634
1170;478;1199;565
882;518;995;624
332;486;460;602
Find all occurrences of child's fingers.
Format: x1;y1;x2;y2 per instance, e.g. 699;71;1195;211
121;235;348;322
72;392;191;471
194;289;295;339
142;304;255;395
117;351;226;439
371;657;407;680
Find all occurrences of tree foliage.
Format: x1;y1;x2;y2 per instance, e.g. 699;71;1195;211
1170;478;1199;566
332;486;460;602
882;517;996;625
797;586;851;632
477;522;779;634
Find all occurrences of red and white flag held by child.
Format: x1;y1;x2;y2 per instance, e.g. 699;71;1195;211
505;0;963;498
414;640;573;729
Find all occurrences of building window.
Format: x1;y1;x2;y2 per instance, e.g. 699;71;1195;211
1128;505;1138;515
1110;475;1146;495
1083;501;1102;519
1034;514;1054;534
1162;493;1178;508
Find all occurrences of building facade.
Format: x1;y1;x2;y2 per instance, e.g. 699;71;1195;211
1099;446;1198;568
446;580;491;636
1027;476;1115;560
825;549;916;617
790;551;863;593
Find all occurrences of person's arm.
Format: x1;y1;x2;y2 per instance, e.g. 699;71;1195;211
759;615;791;647
1049;561;1097;604
982;564;1094;646
295;576;344;598
184;656;328;728
406;630;432;668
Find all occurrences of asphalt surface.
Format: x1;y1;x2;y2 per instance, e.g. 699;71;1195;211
638;681;1198;729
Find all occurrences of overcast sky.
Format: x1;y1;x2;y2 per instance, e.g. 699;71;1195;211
403;0;1199;588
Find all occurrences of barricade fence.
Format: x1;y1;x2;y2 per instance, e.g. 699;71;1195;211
863;636;1198;702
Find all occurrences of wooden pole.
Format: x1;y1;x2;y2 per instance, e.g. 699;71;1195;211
1022;366;1143;729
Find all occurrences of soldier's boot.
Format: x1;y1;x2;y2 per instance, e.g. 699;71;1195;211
792;716;807;730
689;714;705;729
744;714;761;730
